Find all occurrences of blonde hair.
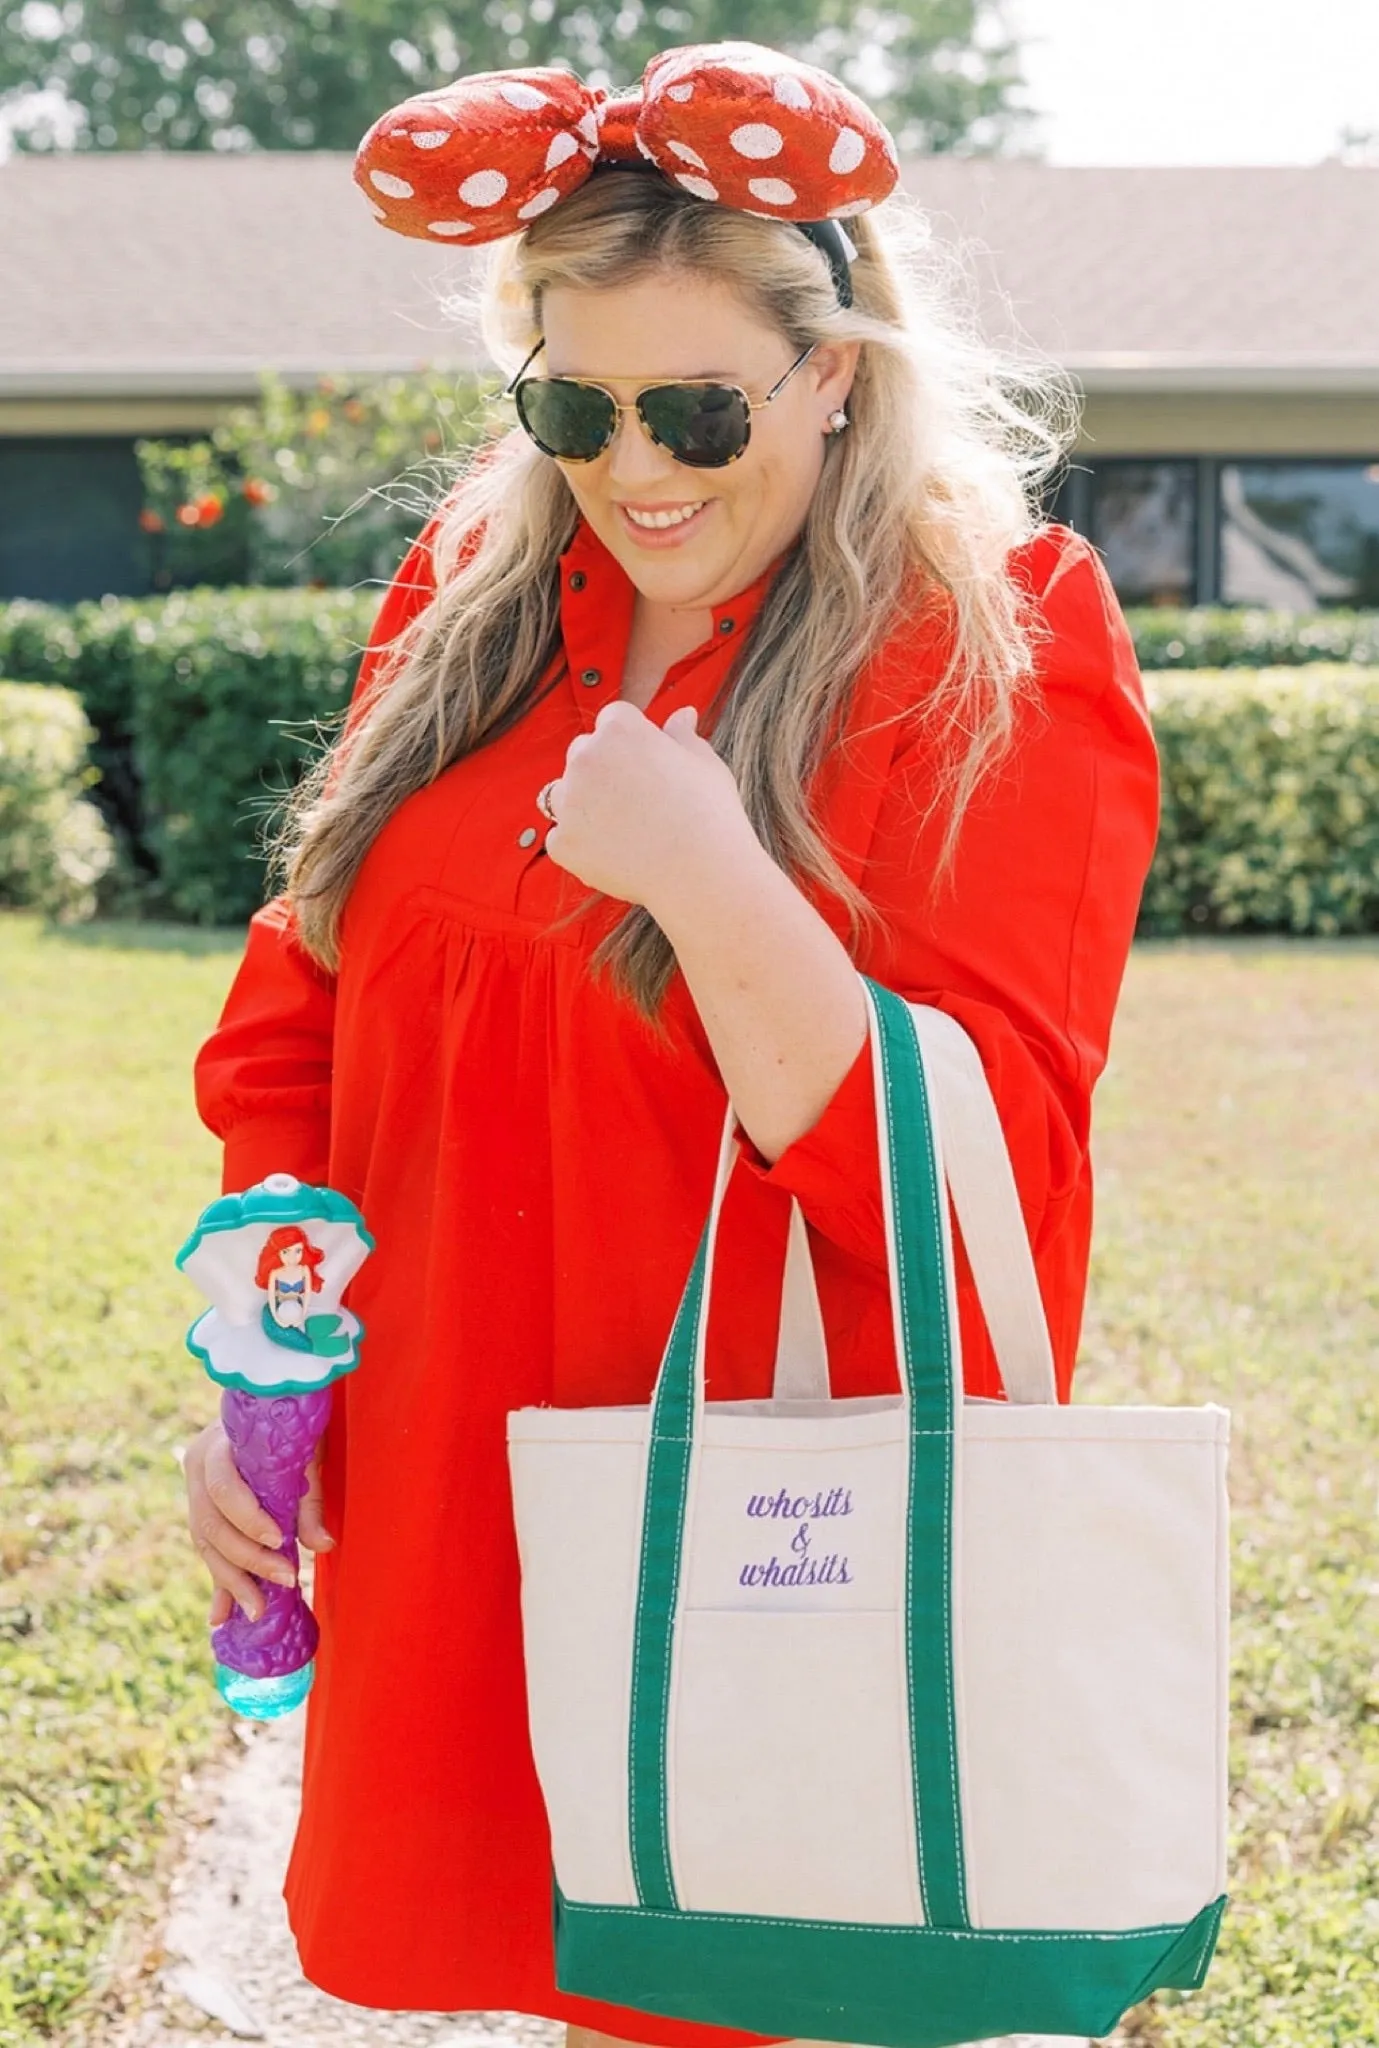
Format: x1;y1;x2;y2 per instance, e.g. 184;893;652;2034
281;169;1080;1012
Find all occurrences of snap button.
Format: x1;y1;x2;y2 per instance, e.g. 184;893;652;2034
580;666;602;687
718;617;735;635
517;826;538;848
569;570;587;592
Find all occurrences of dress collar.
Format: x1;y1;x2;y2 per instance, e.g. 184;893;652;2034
558;515;786;648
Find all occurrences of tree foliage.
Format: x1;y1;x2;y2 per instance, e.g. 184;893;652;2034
0;0;1033;156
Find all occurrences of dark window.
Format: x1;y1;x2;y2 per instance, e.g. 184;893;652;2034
0;438;152;603
1088;461;1198;607
1220;460;1379;608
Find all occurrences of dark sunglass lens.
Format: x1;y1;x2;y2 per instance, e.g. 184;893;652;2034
515;379;616;461
639;384;750;468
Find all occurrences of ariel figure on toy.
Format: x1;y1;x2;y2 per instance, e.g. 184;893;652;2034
255;1225;325;1337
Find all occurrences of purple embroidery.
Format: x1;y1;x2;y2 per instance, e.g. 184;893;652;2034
746;1486;853;1521
741;1484;854;1590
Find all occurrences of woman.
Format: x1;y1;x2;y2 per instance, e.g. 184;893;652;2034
184;45;1158;2048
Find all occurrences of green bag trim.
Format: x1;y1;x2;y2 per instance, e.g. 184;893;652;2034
871;984;967;1928
554;1887;1228;2048
627;1230;707;1909
625;980;969;1925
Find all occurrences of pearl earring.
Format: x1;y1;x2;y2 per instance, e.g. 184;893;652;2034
826;409;850;435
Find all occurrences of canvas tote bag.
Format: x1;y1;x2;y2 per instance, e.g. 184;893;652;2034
508;978;1230;2048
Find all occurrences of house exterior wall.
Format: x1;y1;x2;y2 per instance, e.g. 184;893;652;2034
1076;392;1379;457
0;398;234;436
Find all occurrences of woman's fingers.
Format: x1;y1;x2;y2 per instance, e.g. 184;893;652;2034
202;1428;283;1547
297;1451;335;1553
183;1422;295;1624
208;1585;234;1629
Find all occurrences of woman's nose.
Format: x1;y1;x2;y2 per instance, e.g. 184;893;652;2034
605;405;678;488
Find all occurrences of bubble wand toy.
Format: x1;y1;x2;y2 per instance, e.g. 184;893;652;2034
176;1174;372;1719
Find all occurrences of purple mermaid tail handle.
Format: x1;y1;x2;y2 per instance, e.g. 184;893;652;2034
210;1385;332;1683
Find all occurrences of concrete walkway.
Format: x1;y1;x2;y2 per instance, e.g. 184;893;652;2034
136;1713;1087;2048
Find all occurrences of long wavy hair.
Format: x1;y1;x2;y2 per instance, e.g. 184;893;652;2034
280;169;1080;1014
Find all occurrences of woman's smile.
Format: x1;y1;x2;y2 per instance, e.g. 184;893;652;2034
617;498;712;545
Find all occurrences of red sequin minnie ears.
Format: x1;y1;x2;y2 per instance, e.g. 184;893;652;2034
354;41;899;252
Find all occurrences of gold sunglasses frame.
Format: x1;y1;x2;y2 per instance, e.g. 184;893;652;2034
504;339;817;467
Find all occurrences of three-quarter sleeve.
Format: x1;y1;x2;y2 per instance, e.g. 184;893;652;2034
194;522;441;1193
736;528;1160;1394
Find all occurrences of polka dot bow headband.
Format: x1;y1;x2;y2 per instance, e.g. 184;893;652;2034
354;41;900;304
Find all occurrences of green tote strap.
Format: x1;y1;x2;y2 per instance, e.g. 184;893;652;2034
627;979;969;1929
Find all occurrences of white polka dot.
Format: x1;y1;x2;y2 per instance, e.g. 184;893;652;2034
370;205;388;222
829;197;871;218
577;109;600;145
545;129;580;170
773;74;811;111
666;139;708;170
408;129;449;148
666;81;694;102
748;177;796;206
730;122;784;160
517;187;561;218
459;168;508;206
829;127;866;175
498;81;548;110
369;169;414;198
675;172;719;201
426;219;473;235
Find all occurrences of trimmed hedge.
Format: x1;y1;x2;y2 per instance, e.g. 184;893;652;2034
0;682;114;919
0;590;376;921
1144;664;1379;936
1126;606;1379;671
2;589;1379;932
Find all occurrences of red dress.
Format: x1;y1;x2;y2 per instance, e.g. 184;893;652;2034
195;515;1158;2043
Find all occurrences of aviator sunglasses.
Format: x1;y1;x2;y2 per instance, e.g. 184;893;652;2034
505;339;817;469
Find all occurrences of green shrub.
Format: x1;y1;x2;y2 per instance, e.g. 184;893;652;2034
1143;664;1379;935
0;590;378;915
1128;606;1379;670
0;683;114;920
126;588;380;922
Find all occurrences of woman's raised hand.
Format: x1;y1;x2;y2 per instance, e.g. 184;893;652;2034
543;702;758;914
183;1420;334;1627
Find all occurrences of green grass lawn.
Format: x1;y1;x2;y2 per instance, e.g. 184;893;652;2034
1;915;1376;2046
1092;943;1379;2046
0;915;241;2046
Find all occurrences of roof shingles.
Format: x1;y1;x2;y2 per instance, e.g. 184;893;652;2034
2;152;1378;393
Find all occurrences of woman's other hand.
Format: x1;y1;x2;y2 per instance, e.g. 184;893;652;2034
543;702;759;915
183;1421;334;1627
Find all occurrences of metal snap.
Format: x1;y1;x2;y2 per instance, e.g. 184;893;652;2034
569;571;587;592
580;667;601;687
718;617;735;634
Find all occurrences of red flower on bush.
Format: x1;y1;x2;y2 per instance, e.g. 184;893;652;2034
176;494;226;528
242;477;276;506
138;508;165;533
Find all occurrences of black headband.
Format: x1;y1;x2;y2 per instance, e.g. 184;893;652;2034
793;218;857;309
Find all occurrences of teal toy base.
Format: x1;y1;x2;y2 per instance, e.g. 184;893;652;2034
215;1660;315;1719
